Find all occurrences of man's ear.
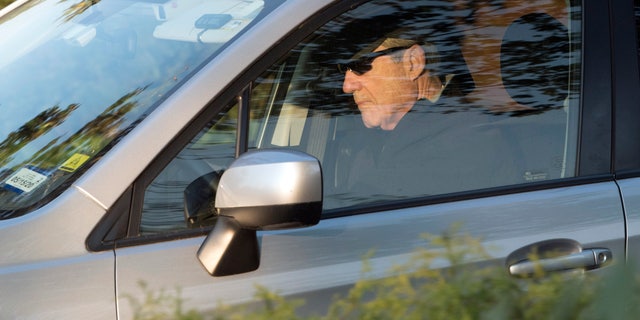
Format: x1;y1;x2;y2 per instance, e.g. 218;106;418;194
405;44;426;80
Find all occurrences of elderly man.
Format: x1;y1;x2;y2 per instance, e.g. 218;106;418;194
338;29;473;129
332;23;517;204
341;39;448;130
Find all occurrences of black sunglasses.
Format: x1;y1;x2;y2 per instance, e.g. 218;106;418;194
338;45;414;76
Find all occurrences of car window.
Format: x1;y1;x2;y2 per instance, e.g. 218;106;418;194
138;0;581;234
140;101;238;234
258;0;582;210
0;0;282;219
140;71;282;234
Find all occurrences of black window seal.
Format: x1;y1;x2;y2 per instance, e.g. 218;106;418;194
236;84;252;158
86;185;133;251
578;0;613;175
322;174;615;220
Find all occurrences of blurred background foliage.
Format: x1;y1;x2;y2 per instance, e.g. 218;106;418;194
127;229;640;320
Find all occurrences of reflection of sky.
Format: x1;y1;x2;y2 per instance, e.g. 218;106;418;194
0;0;74;168
0;0;95;138
0;0;67;73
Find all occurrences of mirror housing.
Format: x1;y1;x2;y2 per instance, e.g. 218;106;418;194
197;149;322;276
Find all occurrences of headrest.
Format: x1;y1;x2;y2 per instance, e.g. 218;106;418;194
500;13;570;111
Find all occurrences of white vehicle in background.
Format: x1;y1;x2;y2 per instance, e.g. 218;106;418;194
1;0;640;318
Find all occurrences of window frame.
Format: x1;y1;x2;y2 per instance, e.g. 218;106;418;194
87;0;614;251
611;0;640;176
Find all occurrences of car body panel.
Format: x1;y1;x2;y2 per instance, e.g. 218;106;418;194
0;188;114;318
116;181;625;317
614;178;640;264
0;0;637;318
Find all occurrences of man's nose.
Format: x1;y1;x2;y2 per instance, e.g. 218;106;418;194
342;70;362;93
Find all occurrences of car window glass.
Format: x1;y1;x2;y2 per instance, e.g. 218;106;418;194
140;75;280;234
0;0;281;219
252;0;582;210
140;102;236;234
137;0;581;234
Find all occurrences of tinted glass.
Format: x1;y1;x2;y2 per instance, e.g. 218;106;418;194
256;0;582;210
140;73;280;234
138;0;581;234
141;101;237;234
636;0;640;62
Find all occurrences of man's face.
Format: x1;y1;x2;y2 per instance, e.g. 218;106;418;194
342;45;418;130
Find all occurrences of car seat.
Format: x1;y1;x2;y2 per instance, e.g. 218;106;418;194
497;12;572;182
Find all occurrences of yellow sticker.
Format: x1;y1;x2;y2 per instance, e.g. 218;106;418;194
59;153;90;172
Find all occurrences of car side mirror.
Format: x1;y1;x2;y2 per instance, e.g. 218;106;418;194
197;149;322;277
184;170;222;228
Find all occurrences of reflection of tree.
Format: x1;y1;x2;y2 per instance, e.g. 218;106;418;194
59;0;100;22
32;87;145;167
0;87;145;172
312;0;477;114
0;104;78;167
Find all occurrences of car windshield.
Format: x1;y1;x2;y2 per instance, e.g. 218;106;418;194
0;0;279;219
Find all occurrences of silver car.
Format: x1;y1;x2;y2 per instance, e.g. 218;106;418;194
1;0;639;318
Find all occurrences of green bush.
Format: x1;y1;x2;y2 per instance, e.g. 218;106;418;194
127;229;640;320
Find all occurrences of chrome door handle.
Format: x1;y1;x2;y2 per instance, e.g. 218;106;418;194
508;248;612;277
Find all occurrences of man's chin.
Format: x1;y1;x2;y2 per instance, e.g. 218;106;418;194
362;119;399;131
361;118;379;129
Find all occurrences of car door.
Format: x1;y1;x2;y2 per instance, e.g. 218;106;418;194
85;0;625;318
